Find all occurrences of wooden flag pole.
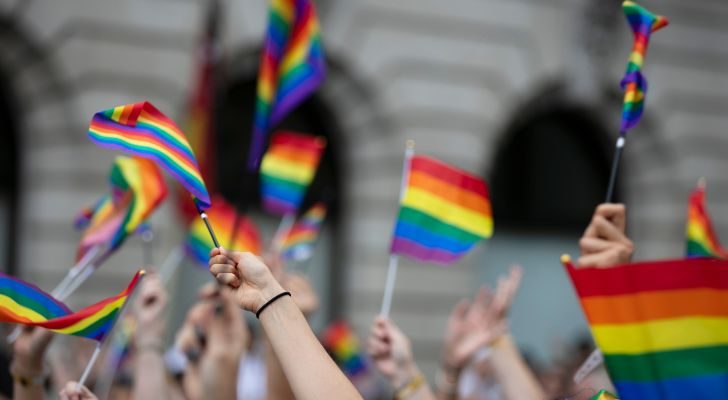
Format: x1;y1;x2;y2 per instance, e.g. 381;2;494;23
604;136;625;203
379;140;415;318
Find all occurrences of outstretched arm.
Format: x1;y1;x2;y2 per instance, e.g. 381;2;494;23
132;274;169;400
209;248;361;400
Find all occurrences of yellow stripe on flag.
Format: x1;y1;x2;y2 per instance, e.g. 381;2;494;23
592;316;728;354
402;187;492;238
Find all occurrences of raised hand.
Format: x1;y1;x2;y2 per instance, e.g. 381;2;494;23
59;381;98;400
578;204;634;267
134;273;168;348
367;317;419;388
442;265;522;372
209;248;285;312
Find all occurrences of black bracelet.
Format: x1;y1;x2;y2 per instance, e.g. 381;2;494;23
256;291;292;319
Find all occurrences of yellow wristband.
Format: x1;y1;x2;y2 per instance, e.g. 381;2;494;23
395;374;425;400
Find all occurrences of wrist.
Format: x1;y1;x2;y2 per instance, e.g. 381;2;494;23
256;281;286;311
391;361;421;388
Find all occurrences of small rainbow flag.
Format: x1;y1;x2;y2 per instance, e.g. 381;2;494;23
248;0;326;170
259;131;326;215
281;202;326;261
185;197;261;265
76;156;167;262
88;101;211;210
619;1;668;134
390;154;493;264
686;183;727;259
590;390;619;400
321;321;368;378
563;256;728;399
0;270;144;342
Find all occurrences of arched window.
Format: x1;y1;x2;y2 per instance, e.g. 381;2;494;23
480;85;614;362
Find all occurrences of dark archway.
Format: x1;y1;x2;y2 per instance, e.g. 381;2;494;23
490;83;614;233
213;51;346;322
0;59;19;277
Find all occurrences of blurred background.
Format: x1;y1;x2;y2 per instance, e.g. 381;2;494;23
0;0;727;382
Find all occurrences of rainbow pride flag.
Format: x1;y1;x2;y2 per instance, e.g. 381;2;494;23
0;270;144;342
563;256;728;399
260;131;326;215
590;390;619;400
321;321;368;378
88;101;211;210
686;184;727;259
390;155;493;264
281;202;326;261
185;197;261;265
76;156;167;262
619;1;668;134
248;0;326;169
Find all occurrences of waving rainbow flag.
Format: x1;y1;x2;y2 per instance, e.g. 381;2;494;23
260;131;326;215
619;1;668;134
590;390;619;400
322;321;368;378
88;101;211;210
248;0;326;170
391;154;493;264
281;202;326;261
76;157;167;262
686;183;727;259
185;197;261;265
564;256;728;399
0;270;144;342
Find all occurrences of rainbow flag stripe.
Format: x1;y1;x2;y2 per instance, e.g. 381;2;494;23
88;101;211;209
686;184;726;259
260;131;326;215
620;1;668;133
322;321;368;377
185;197;261;266
248;0;326;169
564;256;728;400
0;271;144;342
281;202;326;261
76;157;167;262
590;390;619;400
391;155;493;264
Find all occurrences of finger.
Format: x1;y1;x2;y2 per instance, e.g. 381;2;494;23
595;203;626;232
209;263;238;276
579;237;614;254
209;254;236;270
592;215;630;244
197;282;220;300
448;299;469;324
215;273;241;288
576;253;609;268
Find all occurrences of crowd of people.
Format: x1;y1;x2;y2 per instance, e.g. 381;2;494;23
3;203;633;399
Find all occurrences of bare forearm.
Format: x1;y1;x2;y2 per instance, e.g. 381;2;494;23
260;296;361;400
490;336;544;400
134;350;168;400
264;339;295;400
